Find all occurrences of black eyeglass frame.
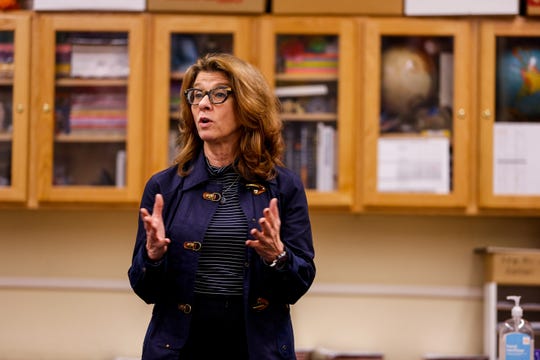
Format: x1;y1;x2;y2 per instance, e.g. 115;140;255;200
184;87;233;105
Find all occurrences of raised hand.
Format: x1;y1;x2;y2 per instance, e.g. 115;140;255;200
140;194;171;261
246;198;284;263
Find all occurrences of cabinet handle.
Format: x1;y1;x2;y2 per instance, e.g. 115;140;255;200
16;104;24;113
457;108;466;119
481;109;491;119
42;103;51;113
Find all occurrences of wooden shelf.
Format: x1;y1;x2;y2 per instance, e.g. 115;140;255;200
276;73;338;82
55;78;128;87
0;133;12;141
280;112;337;122
54;132;126;143
0;77;13;86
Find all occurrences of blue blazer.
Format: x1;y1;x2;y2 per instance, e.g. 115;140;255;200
128;151;316;359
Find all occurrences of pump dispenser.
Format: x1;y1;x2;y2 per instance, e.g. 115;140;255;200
499;295;535;360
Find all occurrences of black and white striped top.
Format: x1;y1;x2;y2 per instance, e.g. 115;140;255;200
194;164;248;296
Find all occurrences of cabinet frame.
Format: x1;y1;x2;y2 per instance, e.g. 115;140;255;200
30;13;146;206
257;16;357;210
478;18;540;211
147;14;253;177
359;17;473;211
0;12;31;204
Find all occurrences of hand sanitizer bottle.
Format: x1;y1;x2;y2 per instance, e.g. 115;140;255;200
499;295;535;360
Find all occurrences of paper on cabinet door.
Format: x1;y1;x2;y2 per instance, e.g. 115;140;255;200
494;123;540;195
377;136;450;194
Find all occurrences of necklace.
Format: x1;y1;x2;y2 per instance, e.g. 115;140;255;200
220;175;240;204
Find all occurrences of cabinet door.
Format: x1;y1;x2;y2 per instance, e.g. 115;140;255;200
148;15;252;176
360;18;472;211
0;12;31;204
31;14;145;206
479;19;540;211
257;16;356;210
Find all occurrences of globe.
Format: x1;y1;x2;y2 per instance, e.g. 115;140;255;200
497;47;540;121
381;46;435;116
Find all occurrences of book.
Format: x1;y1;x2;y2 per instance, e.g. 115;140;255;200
283;122;317;189
438;52;454;108
316;122;336;191
115;150;126;188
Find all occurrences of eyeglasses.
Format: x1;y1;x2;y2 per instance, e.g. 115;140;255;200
184;87;233;105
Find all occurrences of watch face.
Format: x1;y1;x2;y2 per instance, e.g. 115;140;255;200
267;251;288;268
275;251;288;269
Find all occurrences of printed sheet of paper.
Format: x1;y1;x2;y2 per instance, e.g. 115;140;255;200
377;136;450;193
494;123;540;195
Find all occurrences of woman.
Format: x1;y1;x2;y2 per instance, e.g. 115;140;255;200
128;53;316;360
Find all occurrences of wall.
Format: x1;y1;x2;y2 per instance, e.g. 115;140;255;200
0;209;539;360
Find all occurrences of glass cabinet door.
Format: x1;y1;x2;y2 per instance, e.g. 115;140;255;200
148;15;252;176
33;14;145;205
0;13;30;204
361;18;472;210
258;17;356;210
479;19;540;211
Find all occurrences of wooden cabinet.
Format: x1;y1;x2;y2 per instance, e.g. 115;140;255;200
257;16;356;210
147;15;253;177
478;18;540;212
0;11;537;213
0;12;31;205
29;13;146;206
359;18;473;211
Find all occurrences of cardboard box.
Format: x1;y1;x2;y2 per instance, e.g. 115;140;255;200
404;0;519;15
527;0;540;15
70;44;129;78
479;247;540;286
34;0;145;11
147;0;266;13
272;0;402;15
311;348;384;360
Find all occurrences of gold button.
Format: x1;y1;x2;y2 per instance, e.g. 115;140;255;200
178;303;192;314
183;242;202;251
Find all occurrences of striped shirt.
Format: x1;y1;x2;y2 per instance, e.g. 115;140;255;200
194;165;248;296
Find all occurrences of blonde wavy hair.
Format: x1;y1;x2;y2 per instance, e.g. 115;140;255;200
175;53;284;182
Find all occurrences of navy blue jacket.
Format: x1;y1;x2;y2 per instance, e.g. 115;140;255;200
128;151;316;359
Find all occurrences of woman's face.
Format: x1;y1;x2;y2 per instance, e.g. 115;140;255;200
190;71;240;148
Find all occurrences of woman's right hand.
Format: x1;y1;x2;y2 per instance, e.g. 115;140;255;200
140;194;170;261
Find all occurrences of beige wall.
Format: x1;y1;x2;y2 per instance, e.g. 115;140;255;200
0;209;538;360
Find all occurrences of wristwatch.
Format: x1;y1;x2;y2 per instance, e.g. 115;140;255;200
267;250;288;268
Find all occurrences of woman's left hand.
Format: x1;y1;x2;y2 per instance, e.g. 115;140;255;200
246;198;284;263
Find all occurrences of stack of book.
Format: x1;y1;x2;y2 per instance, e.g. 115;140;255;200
283;52;338;75
68;91;127;134
0;43;14;78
